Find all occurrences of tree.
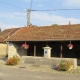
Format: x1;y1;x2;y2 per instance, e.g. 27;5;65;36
51;24;58;26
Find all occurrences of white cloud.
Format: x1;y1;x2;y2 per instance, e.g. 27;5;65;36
0;24;21;31
31;12;80;25
0;12;25;19
0;11;26;30
65;0;80;7
0;11;80;30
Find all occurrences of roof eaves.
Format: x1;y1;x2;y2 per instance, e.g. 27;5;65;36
7;39;80;42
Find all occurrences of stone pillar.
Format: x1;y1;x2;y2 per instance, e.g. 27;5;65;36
8;43;12;58
43;45;52;58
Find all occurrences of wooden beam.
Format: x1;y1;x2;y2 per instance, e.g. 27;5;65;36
60;45;63;58
34;44;36;56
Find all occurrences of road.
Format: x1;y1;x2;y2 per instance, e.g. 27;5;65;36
0;67;80;80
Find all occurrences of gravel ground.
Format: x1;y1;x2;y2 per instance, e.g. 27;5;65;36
1;63;80;76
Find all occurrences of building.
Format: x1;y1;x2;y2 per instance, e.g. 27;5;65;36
5;24;80;59
0;28;21;57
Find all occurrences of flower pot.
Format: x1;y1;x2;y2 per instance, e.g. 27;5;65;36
24;46;29;49
69;46;73;49
68;43;73;49
21;44;29;49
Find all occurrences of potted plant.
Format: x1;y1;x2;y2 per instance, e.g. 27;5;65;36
67;43;73;49
21;43;29;49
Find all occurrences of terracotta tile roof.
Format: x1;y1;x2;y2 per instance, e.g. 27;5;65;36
7;24;80;41
1;28;21;39
1;28;14;38
0;27;21;42
0;35;4;42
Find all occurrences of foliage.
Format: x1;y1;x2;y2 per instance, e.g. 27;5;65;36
33;25;37;27
51;24;58;26
6;56;20;65
57;60;73;71
67;43;73;47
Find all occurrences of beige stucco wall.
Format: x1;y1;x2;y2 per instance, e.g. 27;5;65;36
8;43;27;58
0;43;7;58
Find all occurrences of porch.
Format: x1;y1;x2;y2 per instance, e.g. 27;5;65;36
8;41;80;59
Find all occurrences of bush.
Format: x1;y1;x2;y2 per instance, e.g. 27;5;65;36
6;56;20;65
57;60;73;71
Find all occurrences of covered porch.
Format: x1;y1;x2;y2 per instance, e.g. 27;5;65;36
8;40;80;59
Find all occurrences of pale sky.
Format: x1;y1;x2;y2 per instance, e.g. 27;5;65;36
0;0;80;30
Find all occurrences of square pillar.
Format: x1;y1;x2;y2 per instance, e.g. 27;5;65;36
43;45;52;58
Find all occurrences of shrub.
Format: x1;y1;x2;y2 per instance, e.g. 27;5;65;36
57;60;73;71
6;56;20;65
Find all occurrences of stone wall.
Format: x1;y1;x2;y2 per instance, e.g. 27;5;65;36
0;43;7;58
8;43;27;57
20;56;77;69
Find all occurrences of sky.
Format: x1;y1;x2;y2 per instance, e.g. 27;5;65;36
0;0;80;30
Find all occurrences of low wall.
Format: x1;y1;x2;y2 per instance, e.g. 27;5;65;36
0;43;7;58
20;56;77;69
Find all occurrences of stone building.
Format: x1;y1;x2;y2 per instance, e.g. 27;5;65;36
5;24;80;59
0;28;21;57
